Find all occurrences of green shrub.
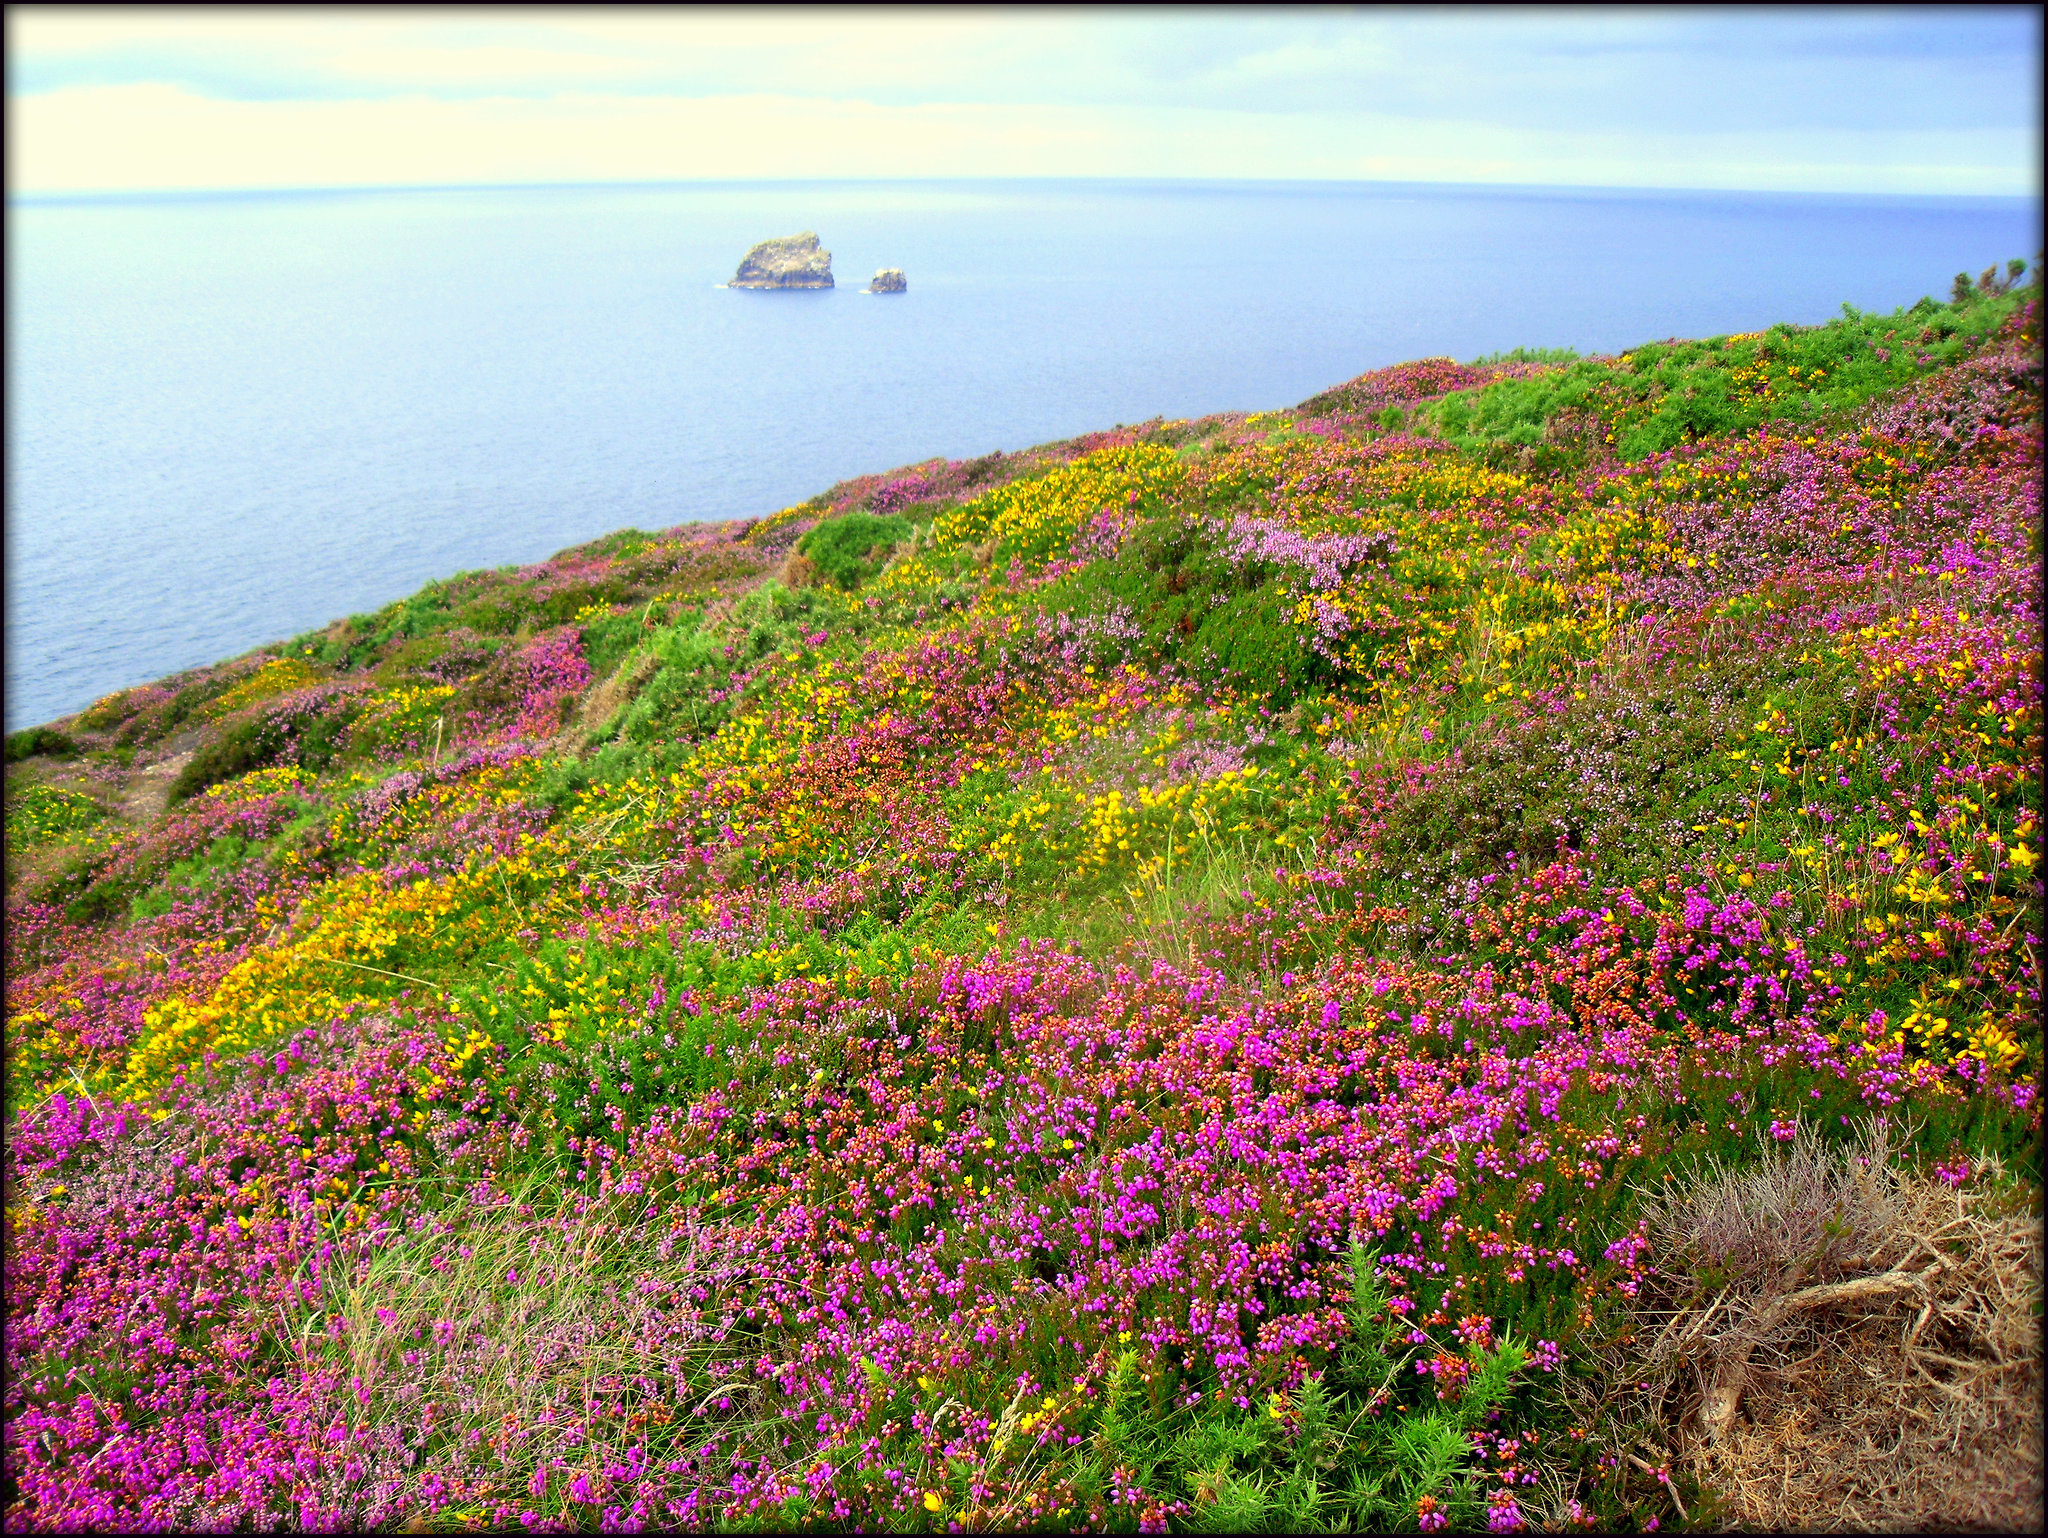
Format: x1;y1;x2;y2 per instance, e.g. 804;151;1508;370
611;617;729;747
531;582;626;629
575;529;652;562
453;596;520;637
82;668;253;748
76;687;153;733
127;835;254;921
797;511;912;590
168;719;275;804
371;630;500;688
531;736;691;812
447;936;757;1156
1084;1245;1533;1531
1375;662;1775;895
4;727;77;763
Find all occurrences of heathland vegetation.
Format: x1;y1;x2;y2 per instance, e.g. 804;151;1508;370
5;275;2041;1530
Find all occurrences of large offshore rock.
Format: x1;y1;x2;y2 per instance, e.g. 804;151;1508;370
868;268;907;293
730;231;834;289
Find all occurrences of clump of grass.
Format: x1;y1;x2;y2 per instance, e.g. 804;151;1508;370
1601;1120;2043;1530
167;687;364;803
283;1165;752;1528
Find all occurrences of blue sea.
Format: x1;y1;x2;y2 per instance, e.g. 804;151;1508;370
5;179;2037;732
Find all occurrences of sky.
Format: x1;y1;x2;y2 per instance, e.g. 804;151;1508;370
6;6;2041;197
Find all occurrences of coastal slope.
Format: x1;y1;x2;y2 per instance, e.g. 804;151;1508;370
5;279;2041;1532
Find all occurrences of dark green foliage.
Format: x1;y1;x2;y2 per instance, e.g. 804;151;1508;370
75;688;153;734
724;583;864;672
961;452;1006;486
578;586;891;777
1134;414;1238;449
29;851;117;925
447;936;755;1160
576;529;652;562
451;594;521;640
166;719;276;805
76;668;253;749
3;783;108;853
797;511;912;590
142;675;242;745
447;646;538;727
5;727;77;763
1376;659;1779;892
1044;516;1332;704
371;630;500;687
167;693;359;804
529;747;608;812
293;613;387;670
530;734;687;811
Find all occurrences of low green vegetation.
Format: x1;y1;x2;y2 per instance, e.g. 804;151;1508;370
1421;280;2029;461
796;510;915;590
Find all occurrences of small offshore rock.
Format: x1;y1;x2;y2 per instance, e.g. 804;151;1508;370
868;268;907;294
731;232;834;289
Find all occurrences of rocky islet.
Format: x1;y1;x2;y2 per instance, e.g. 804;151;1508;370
729;231;834;289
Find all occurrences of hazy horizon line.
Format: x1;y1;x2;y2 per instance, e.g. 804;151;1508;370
12;174;2041;209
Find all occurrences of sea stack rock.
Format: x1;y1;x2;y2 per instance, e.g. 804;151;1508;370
731;232;833;289
868;268;907;293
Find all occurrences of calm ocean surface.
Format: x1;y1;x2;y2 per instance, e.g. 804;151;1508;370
6;179;2036;731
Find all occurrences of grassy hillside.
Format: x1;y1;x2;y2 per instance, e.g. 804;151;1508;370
5;278;2041;1531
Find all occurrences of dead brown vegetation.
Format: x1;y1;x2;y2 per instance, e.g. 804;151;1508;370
1605;1122;2041;1531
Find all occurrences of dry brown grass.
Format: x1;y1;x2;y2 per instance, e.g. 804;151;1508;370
562;647;663;746
1606;1122;2042;1531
